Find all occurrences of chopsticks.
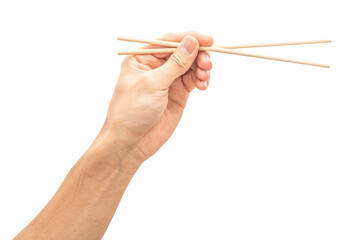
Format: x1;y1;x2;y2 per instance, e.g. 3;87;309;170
117;37;331;68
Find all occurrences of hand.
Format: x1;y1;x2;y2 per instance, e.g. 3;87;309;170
100;31;213;163
14;31;214;240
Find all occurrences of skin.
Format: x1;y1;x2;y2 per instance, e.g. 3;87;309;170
14;31;213;240
15;32;213;240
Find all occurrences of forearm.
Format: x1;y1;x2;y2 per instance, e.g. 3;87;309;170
14;31;212;240
14;135;141;240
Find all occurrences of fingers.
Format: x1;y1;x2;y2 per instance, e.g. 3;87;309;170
146;31;213;90
159;31;214;46
150;36;199;87
153;31;214;59
196;51;212;71
194;51;212;91
195;68;210;90
196;68;210;81
186;51;212;91
183;65;211;91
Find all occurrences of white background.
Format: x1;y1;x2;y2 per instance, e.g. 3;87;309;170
0;0;360;239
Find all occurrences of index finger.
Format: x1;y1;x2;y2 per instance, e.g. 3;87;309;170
151;31;213;59
159;31;214;47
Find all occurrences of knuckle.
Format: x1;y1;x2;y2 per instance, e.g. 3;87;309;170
170;52;187;70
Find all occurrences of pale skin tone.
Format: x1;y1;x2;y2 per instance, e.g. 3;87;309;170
14;31;213;240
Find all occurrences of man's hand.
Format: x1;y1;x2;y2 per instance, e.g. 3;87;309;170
102;31;213;163
14;31;213;240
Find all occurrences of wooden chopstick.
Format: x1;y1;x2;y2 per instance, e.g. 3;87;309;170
217;40;332;49
117;48;177;55
117;37;331;68
117;37;331;50
117;47;329;68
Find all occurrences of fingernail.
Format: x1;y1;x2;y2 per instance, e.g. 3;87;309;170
204;81;208;89
181;37;196;55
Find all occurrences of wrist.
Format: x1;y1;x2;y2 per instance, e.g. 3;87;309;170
90;127;145;172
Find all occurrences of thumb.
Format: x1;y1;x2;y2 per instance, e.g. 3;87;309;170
151;35;199;86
